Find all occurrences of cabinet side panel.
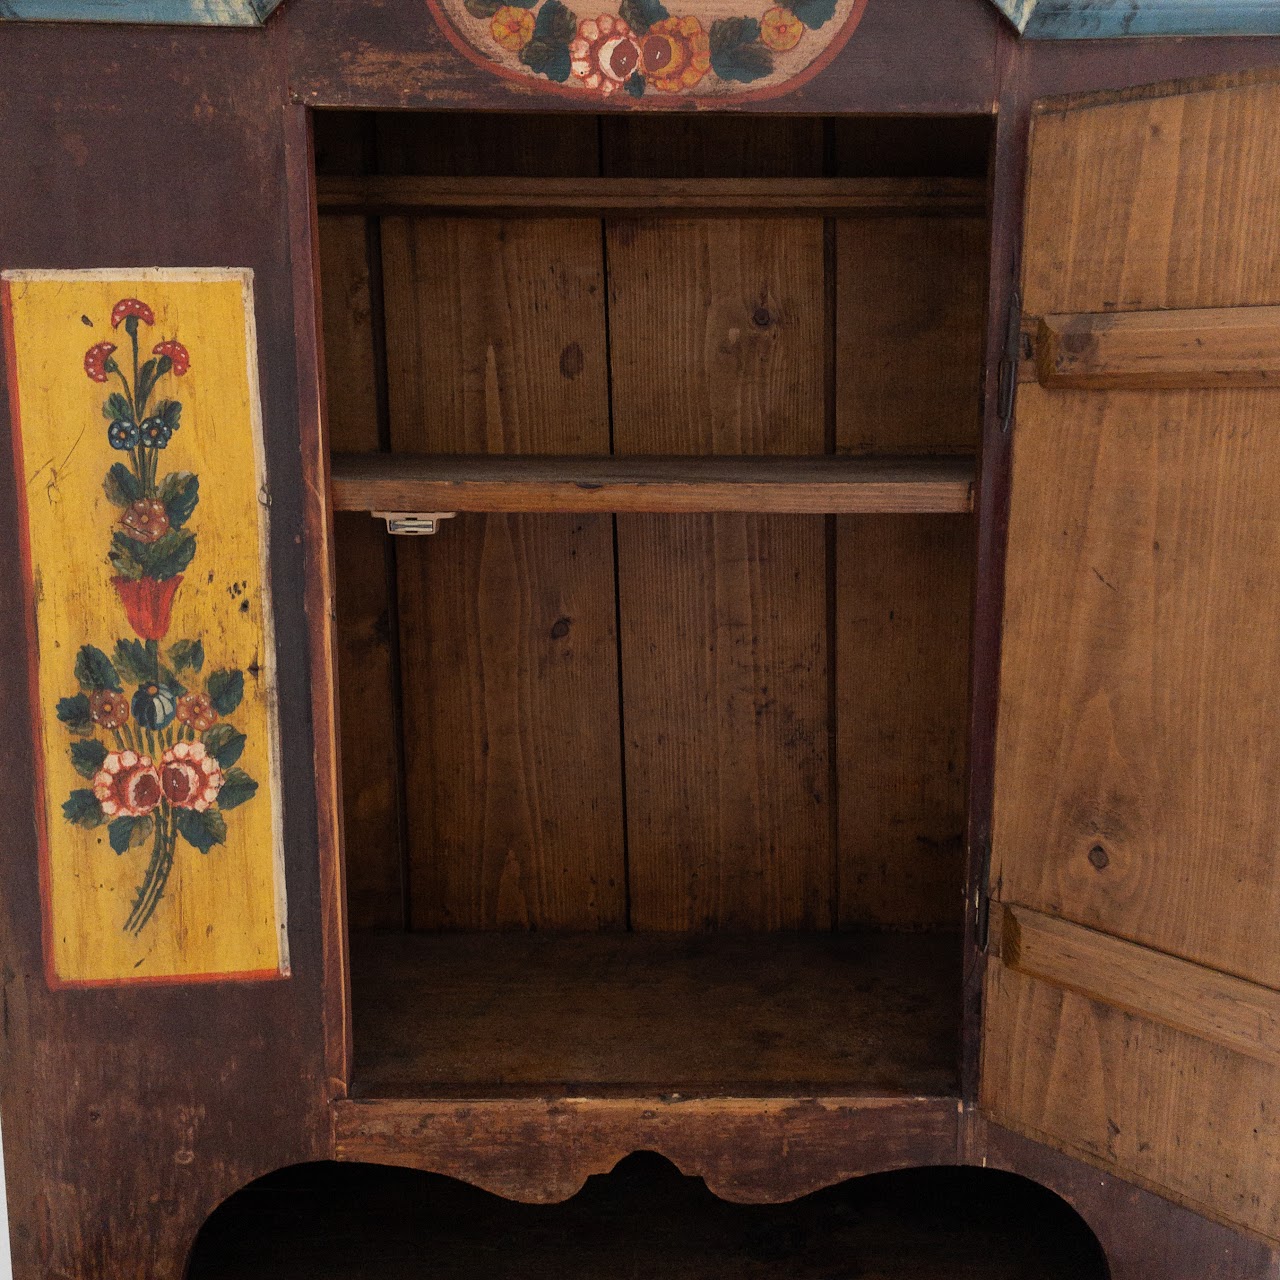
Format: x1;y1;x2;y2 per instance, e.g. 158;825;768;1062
320;210;406;931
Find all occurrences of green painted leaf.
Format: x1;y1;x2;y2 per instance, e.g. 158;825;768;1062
157;471;199;528
463;0;505;14
625;70;645;95
108;814;153;854
135;357;159;411
102;392;133;423
534;0;576;40
708;16;772;81
159;671;187;698
57;693;93;734
203;722;246;768
619;0;666;32
217;766;258;811
63;789;104;828
75;644;121;693
136;527;196;581
207;669;244;716
103;461;141;508
169;638;204;674
521;0;575;79
70;738;108;779
521;38;572;78
156;399;182;432
176;807;227;854
788;0;834;27
114;638;154;684
108;532;145;580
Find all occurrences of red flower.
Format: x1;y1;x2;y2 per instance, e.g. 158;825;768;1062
89;690;131;731
176;691;218;733
84;341;117;383
160;742;223;812
152;340;190;376
113;575;182;641
111;298;155;329
93;750;162;818
119;498;169;544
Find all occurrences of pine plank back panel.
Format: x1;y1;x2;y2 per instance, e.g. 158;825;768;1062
379;120;627;931
835;215;985;927
607;122;832;931
986;72;1280;1242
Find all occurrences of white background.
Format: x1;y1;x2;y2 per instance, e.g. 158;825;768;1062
0;1114;13;1280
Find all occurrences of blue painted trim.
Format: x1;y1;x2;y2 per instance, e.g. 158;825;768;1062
0;0;284;25
987;0;1280;39
987;0;1036;33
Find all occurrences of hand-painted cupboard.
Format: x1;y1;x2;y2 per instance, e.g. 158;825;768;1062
2;1;1280;1276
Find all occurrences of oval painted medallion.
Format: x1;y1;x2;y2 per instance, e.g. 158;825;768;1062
428;0;870;100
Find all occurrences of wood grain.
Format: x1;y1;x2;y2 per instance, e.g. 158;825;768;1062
835;215;985;927
335;1093;960;1205
1000;904;1280;1069
317;176;989;218
319;213;405;931
998;76;1280;986
837;515;974;927
330;453;977;515
350;930;960;1096
608;215;830;930
982;962;1280;1244
836;216;989;455
1034;305;1280;388
375;113;601;180
988;72;1280;1242
381;213;625;930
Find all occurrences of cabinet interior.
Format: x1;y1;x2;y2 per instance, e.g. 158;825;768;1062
315;110;993;1103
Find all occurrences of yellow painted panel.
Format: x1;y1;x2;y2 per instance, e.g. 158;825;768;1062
2;269;288;985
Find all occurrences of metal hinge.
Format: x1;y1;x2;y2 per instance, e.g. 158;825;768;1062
374;511;457;536
997;284;1023;434
975;835;994;953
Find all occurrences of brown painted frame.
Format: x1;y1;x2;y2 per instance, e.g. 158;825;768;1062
0;3;1279;1276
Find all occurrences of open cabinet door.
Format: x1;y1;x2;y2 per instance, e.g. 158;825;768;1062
983;71;1280;1243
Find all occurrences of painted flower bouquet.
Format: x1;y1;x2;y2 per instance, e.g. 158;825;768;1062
56;298;258;935
474;0;837;95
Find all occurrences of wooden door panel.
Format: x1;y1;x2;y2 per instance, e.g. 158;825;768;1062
985;71;1280;1241
996;380;1280;987
983;963;1280;1243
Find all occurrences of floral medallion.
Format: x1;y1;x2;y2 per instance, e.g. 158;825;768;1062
3;270;287;986
428;0;870;99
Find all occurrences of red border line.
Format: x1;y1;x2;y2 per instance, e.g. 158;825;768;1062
2;278;286;992
424;0;871;107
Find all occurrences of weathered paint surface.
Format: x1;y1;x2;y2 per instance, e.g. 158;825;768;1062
2;269;288;986
988;0;1280;37
0;0;282;24
428;0;870;101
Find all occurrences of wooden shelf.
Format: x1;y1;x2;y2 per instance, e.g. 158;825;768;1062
316;175;988;218
330;454;976;516
348;930;961;1098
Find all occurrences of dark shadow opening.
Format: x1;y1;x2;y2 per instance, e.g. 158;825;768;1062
188;1153;1110;1279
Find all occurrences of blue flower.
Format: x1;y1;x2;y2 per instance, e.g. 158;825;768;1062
140;417;172;449
108;418;140;450
131;682;177;731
